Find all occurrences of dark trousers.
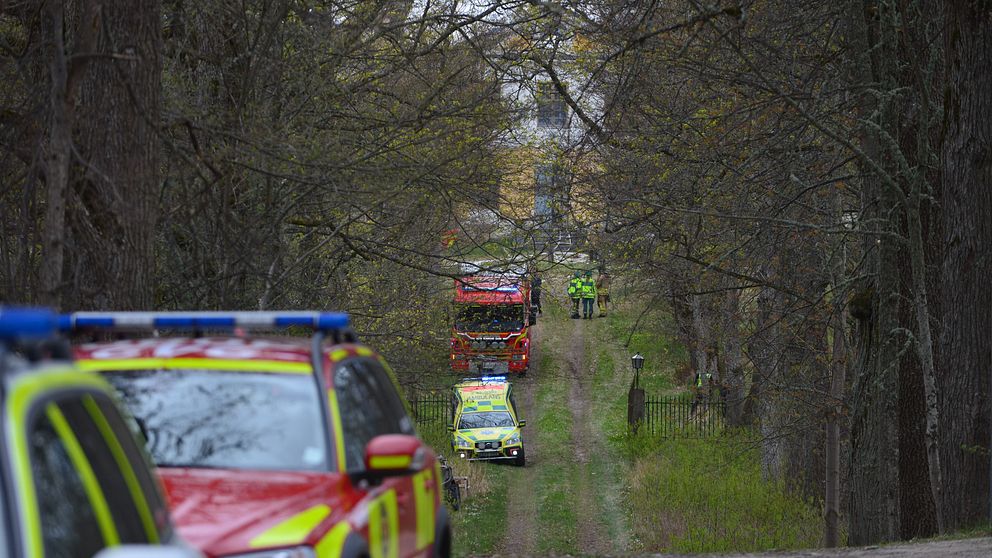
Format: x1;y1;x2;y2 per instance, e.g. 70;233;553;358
582;297;595;317
571;298;581;316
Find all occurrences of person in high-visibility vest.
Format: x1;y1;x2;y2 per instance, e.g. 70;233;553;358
580;270;598;319
567;271;583;319
691;370;712;413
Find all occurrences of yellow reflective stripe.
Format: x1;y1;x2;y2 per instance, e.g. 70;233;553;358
249;504;331;548
413;468;436;550
368;490;399;558
326;390;347;470
82;395;159;543
7;366;110;557
46;403;120;546
369;455;411;470
330;349;349;362
355;346;373;357
77;358;311;373
314;521;352;557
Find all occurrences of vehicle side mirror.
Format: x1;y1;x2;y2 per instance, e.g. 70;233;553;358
518;420;526;428
364;434;427;478
94;546;203;558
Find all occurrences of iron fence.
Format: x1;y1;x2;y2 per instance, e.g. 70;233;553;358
641;394;725;438
410;393;450;426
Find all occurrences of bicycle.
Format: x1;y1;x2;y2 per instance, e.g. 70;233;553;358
438;455;461;511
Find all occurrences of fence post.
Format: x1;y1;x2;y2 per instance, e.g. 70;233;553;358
628;381;645;434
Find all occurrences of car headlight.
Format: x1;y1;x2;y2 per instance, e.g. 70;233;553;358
504;432;521;445
456;438;473;448
225;547;315;558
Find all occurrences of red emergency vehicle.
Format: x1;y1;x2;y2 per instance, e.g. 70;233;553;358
449;275;532;374
67;312;450;558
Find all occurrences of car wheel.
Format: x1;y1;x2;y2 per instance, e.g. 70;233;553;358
434;507;452;558
515;448;526;467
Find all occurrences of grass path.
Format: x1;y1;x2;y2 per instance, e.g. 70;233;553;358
450;273;642;556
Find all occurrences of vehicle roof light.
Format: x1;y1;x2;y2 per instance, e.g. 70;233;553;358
59;311;351;332
0;307;60;339
462;284;519;293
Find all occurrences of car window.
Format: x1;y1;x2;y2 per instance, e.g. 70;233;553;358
29;409;105;558
458;411;515;429
333;358;413;471
103;369;328;471
90;395;172;541
361;359;415;436
55;397;149;543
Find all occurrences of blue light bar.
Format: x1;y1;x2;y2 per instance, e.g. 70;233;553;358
463;284;520;293
60;311;350;332
0;307;59;339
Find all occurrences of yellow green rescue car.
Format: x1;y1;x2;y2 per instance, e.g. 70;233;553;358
449;376;526;466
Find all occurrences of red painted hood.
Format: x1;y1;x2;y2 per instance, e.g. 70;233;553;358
159;467;350;556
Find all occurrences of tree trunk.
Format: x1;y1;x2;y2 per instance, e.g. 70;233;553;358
67;0;162;310
848;228;901;544
825;188;849;547
938;0;992;530
690;289;710;378
846;0;903;543
40;0;70;308
722;287;746;427
897;209;941;539
750;278;785;479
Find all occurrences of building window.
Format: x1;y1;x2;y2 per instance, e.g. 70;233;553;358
535;164;554;219
536;82;566;128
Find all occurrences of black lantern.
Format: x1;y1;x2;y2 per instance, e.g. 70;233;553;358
631;353;644;371
631;353;644;388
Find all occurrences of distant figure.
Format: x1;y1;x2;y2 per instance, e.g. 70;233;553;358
531;272;543;315
691;371;713;414
568;271;583;319
580;270;597;319
596;268;611;318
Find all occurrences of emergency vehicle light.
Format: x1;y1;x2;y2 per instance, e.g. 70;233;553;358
0;307;60;338
462;285;520;293
59;311;351;332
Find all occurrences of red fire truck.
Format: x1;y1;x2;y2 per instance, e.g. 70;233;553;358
449;275;533;374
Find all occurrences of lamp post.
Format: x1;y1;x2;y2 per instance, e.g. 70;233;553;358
629;353;646;433
631;352;644;389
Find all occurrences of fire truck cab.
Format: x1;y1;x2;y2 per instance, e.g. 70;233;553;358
449;275;532;375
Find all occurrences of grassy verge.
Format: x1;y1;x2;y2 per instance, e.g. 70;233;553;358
450;463;508;556
626;433;821;552
604;299;822;553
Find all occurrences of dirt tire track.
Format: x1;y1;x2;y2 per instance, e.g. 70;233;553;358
568;318;613;555
501;322;540;556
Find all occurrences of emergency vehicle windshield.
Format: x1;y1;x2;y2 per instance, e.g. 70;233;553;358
455;304;524;332
103;369;328;472
458;411;515;429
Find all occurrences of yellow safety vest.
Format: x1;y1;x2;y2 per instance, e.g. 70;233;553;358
581;279;597;298
568;278;582;298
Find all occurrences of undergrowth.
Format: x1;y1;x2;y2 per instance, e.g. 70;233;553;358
624;432;822;553
605;298;823;553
